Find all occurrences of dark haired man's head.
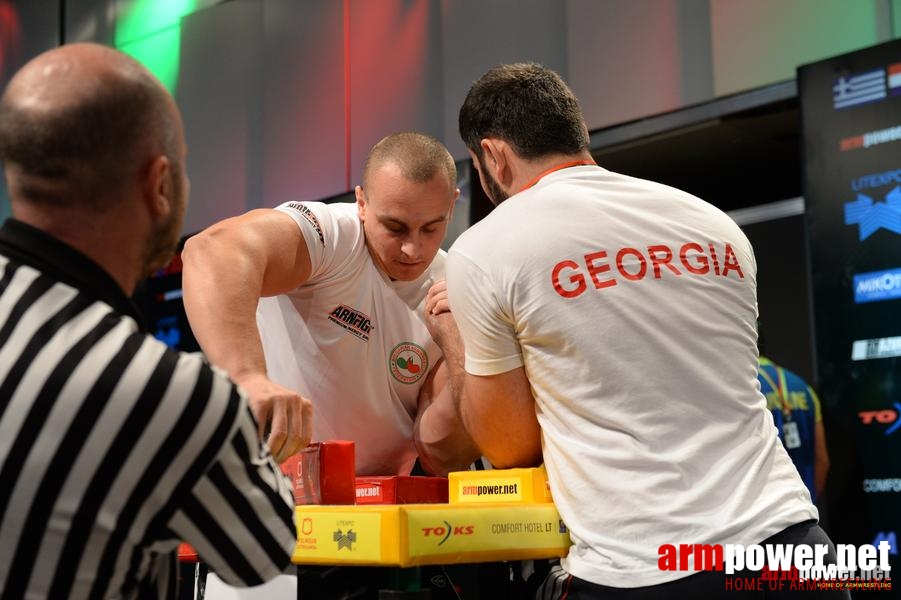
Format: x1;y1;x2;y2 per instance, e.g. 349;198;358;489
0;42;189;287
458;62;589;163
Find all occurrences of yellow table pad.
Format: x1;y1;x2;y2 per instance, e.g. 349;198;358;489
292;502;570;567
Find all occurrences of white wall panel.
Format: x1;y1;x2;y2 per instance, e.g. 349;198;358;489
566;0;713;131
711;0;885;96
0;0;61;221
178;0;263;232
440;0;567;159
262;0;346;205
348;0;445;186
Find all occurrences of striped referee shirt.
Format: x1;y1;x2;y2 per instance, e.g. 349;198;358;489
0;219;296;599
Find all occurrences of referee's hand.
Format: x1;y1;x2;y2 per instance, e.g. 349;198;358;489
238;373;313;463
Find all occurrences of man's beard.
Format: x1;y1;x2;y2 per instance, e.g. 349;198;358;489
479;157;509;206
140;212;182;279
140;169;185;279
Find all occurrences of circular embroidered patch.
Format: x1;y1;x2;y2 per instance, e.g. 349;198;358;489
389;342;429;384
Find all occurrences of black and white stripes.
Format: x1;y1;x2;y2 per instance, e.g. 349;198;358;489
0;237;296;600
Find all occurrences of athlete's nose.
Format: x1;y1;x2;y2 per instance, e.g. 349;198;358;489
401;234;421;260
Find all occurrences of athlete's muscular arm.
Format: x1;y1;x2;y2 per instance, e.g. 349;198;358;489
461;367;542;469
424;281;541;469
413;281;479;475
413;358;480;476
182;209;313;463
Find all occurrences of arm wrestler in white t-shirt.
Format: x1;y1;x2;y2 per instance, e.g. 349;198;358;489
182;133;478;475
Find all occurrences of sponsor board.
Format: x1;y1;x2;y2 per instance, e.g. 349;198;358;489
291;503;569;566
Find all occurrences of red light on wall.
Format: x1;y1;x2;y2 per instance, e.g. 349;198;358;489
0;1;22;83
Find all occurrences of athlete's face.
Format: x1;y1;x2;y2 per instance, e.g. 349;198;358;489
357;162;457;281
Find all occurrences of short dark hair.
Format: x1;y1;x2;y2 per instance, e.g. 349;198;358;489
0;62;176;208
362;131;457;191
459;62;589;160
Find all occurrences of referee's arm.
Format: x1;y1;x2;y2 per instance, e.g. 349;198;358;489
166;381;296;586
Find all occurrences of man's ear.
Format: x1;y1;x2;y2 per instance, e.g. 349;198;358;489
480;138;513;187
355;185;366;220
144;154;172;220
448;187;461;221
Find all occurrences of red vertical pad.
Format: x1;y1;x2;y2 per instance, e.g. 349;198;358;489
280;440;356;505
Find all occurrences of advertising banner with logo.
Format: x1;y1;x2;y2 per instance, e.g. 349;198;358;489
799;39;901;579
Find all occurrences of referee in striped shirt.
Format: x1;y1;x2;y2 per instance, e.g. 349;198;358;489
0;43;296;598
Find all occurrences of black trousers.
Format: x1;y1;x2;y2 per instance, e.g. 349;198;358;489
550;521;853;600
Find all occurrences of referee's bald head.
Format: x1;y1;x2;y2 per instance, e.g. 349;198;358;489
0;42;181;210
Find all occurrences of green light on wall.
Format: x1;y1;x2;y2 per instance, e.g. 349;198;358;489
114;0;199;94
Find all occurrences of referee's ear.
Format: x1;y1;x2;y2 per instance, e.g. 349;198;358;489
143;154;174;221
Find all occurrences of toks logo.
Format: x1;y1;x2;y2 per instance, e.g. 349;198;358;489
389;342;428;384
858;404;901;436
421;521;475;546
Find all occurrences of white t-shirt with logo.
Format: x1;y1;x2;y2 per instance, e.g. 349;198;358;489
257;201;444;475
446;165;817;587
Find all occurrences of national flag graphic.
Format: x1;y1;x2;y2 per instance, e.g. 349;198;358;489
833;68;886;109
890;62;901;95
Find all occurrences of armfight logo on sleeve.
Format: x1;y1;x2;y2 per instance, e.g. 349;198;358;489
286;201;325;246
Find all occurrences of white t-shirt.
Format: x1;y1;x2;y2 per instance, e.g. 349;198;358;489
446;165;817;587
257;201;444;476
